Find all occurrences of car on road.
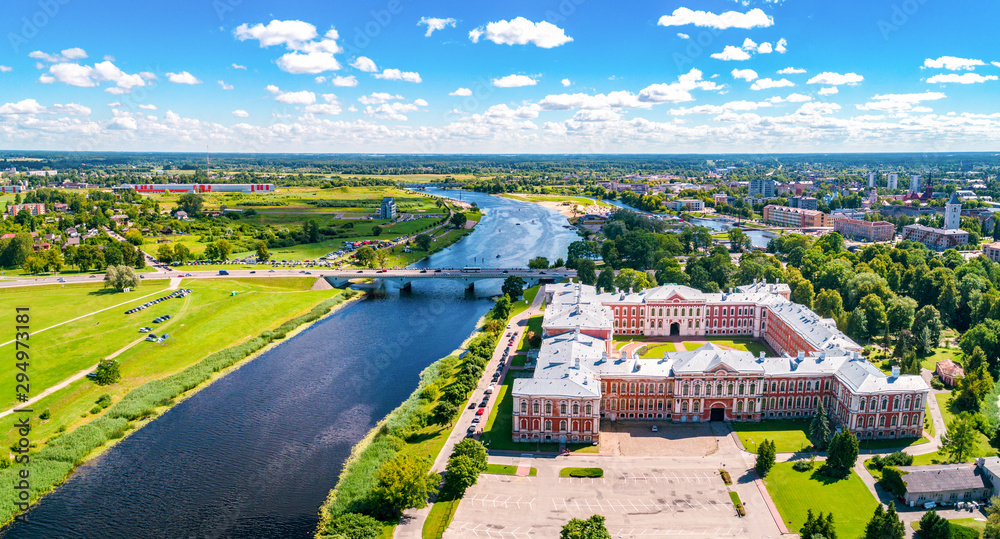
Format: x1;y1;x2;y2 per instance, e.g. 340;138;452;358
356;270;363;273
90;275;96;278
57;277;66;282
651;425;659;432
467;426;476;433
468;402;476;409
250;271;256;274
305;271;312;275
140;275;145;279
478;402;486;408
419;269;427;273
434;269;442;273
471;417;480;424
268;269;275;272
185;273;193;277
475;408;485;416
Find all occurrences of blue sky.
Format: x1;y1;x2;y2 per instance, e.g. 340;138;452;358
1;0;998;153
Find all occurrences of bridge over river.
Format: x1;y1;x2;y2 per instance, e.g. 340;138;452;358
324;268;575;290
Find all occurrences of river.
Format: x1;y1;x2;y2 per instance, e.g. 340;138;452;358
3;190;577;539
686;217;772;249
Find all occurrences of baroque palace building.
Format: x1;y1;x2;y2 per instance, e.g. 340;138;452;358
511;282;929;445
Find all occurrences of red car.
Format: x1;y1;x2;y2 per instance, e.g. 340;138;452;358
475;408;485;416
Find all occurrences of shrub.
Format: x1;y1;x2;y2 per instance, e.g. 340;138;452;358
930;375;945;390
719;469;732;485
96;394;112;409
729;491;745;516
792;460;814;472
951;523;979;539
325;512;381;539
38;410;50;421
561;467;603;478
90;406;102;415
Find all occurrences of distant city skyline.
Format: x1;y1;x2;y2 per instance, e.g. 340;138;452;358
1;0;999;153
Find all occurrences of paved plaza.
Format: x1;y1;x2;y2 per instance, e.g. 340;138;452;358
599;421;720;457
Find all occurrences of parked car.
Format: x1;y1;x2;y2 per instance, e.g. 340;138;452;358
651;425;659;432
467;426;476;433
468;402;476;409
475;408;485;415
471;416;480;424
146;334;158;342
139;327;152;333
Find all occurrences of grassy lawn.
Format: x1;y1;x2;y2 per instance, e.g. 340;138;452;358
910;393;996;465
517;315;543;352
480;372;596;453
735;419;812;453
925;404;936;437
706;338;772;356
765;462;879;539
511;355;527;367
921;346;964;372
911;517;986;536
0;278;346;452
640;343;676;358
858;436;930;451
509;285;540;319
484;464;537;476
423;497;460;539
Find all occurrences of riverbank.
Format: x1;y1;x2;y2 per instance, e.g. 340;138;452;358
0;287;360;528
314;304;504;538
498;193;616;219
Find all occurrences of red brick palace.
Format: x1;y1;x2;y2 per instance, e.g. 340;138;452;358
511;282;929;444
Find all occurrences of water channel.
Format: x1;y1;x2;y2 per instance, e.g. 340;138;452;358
3;189;577;538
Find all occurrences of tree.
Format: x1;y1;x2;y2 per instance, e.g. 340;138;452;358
859;294;888;339
614;268;653;293
528;256;550;269
502;275;526;301
124;229;144;246
325;513;381;539
371;455;439;517
886;296;917;337
450;212;468;228
93;359;121;385
985;496;1000;539
214;239;232;261
450;438;488;470
256;241;270;263
941;412;977;463
103;264;140;291
823;430;859;478
0;233;33;269
560;515;612;539
919;511;951;539
445;455;483;493
801;509;838;539
371;225;383;237
577;259;597;286
755;439;776;477
863;502;904;539
792;280;815;309
415;233;433;251
171;243;190;264
809;401;831;450
492;295;512;320
42;248;63;272
913;305;944;356
596;269;615;293
176;193;204;216
373;248;389;268
431;401;458;425
847;309;868;341
157;244;174;264
728;228;751;252
22;255;45;274
355;246;376;268
814;288;844;318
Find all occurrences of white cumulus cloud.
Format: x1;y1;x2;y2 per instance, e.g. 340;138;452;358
358;92;403;105
167;71;202;85
731;69;758;81
923;56;984;71
657;7;773;30
418;17;457;37
138;104;157;110
750;78;794;90
768;93;812;103
232;109;249;117
926;73;997;84
777;67;806;74
469;17;572;48
493;74;537;87
235;21;342;74
449;88;472;96
807;72;863;86
561;78;571;87
350;56;378;72
278;52;341;74
856;91;946;112
818;86;838;96
234;20;318;48
374;68;422;83
0;66;11;73
677;33;690;39
231;63;247;70
266;85;317;104
29;48;88;63
330;75;358;87
218;80;234;90
712;46;751;61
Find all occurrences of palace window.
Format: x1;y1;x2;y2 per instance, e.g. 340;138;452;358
545;403;552;414
891;416;897;426
619;399;625;410
705;385;712;396
533;402;540;414
750;383;756;394
903;415;910;426
639;384;646;395
630;383;636;393
728;384;734;395
806;381;812;391
657;400;664;410
881;398;888;411
520;401;527;413
611;382;618;393
868;417;875;427
824;380;830;391
914;397;921;409
738;384;745;395
778;398;784;408
560;420;567;431
879;416;886;427
892;397;899;410
545;419;552;431
797;381;803;392
659;308;663;316
629;399;636;410
560;403;567;415
693;401;700;412
585;403;592;415
694;384;701;396
737;401;744;412
795;397;801;408
674;308;678;316
572;403;579;415
683;384;689;396
716;383;723;395
769;398;775;409
658;383;664;394
681;402;688;412
770;382;777;392
904;396;911;409
780;382;786;392
696;320;700;328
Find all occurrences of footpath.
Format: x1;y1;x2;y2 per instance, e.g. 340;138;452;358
394;287;547;539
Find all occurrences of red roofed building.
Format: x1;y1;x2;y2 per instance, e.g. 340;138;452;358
936;359;965;387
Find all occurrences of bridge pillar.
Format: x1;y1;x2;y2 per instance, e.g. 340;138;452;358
326;277;351;288
465;281;475;291
400;281;413;291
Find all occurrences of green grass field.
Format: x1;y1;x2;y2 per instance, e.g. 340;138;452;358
0;278;348;452
765;462;879;539
910;393;996;465
922;346;964;372
509;285;540;319
735;419;813;453
484;464;537;475
517;315;543;352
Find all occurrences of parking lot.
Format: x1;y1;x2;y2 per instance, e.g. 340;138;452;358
599;421;719;457
444;463;749;539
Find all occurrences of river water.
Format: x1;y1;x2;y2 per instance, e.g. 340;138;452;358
3;190;576;539
686;217;772;249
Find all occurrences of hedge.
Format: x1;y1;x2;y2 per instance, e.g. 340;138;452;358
0;291;356;527
559;467;604;478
